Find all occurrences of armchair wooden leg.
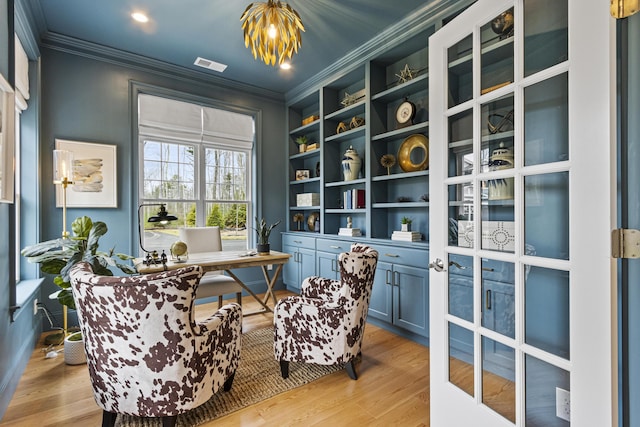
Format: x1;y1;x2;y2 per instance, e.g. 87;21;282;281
280;360;290;379
345;358;358;380
223;371;236;391
236;292;242;305
102;410;117;427
162;416;177;427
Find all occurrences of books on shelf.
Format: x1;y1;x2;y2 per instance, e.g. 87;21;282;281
339;227;362;237
343;189;365;210
391;231;422;242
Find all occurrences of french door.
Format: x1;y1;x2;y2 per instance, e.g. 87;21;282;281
428;1;616;426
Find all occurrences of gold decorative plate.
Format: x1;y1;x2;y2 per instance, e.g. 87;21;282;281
398;134;429;172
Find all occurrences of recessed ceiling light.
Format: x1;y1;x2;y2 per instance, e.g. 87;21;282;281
194;57;227;73
131;12;149;23
280;62;292;70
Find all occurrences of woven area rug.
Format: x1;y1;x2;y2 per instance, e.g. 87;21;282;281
117;327;341;426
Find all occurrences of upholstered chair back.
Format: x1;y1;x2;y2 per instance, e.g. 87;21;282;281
69;262;242;422
274;243;378;379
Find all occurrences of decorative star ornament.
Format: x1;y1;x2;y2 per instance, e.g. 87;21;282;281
396;64;418;84
340;92;358;108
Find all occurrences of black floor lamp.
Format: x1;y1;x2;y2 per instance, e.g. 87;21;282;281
138;203;178;266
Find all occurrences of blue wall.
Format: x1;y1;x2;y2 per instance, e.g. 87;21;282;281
35;46;287;326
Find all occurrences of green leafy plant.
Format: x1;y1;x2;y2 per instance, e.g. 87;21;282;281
401;216;413;225
21;216;136;310
253;217;282;245
295;135;308;145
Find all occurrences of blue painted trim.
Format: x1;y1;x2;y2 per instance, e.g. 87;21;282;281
13;278;43;321
39;32;284;103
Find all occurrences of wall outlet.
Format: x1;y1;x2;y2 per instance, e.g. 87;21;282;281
267;264;273;271
556;387;570;422
33;298;39;316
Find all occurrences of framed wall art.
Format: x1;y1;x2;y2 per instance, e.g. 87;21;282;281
55;139;118;208
0;73;15;204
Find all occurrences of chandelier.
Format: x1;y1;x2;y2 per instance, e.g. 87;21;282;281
240;1;305;66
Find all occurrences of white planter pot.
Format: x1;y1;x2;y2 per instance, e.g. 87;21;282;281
64;331;87;365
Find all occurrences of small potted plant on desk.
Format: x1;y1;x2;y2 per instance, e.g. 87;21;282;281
401;216;413;232
254;217;281;255
21;216;135;364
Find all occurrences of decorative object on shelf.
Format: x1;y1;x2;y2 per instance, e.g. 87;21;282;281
458;220;515;252
395;98;416;128
401;217;412;232
342;145;362;181
138;203;179;266
240;0;305;66
380;154;396;175
301;114;319;125
349;116;365;129
347;216;352;228
170;240;188;262
336;121;348;134
315;161;321;178
297;192;320;206
295;169;310;180
398;134;429;172
340;89;365;108
254;217;281;255
488;142;514;200
395;63;418;84
420;193;429;202
306;142;318;151
295;135;308;153
397;196;412;202
307;212;320;232
293;213;304;231
392;230;422;242
487;109;514;134
491;9;514;40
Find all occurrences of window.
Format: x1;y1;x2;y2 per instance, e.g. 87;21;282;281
138;94;254;256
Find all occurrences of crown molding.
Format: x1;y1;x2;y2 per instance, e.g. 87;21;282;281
285;0;474;104
39;32;285;103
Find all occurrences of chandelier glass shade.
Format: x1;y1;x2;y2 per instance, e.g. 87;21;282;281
240;0;305;66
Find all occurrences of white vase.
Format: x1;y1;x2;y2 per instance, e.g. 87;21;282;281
342;146;361;181
64;331;87;365
488;143;514;200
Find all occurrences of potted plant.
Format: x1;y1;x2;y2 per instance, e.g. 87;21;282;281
21;215;135;364
295;135;308;153
401;216;413;232
253;217;281;255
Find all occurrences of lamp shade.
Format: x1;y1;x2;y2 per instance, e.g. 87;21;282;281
147;204;178;224
53;150;74;184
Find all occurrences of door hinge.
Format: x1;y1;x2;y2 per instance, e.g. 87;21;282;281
612;228;640;258
611;0;639;19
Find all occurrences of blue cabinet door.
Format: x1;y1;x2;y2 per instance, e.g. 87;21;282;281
369;261;393;323
316;251;339;280
299;247;316;285
393;264;429;337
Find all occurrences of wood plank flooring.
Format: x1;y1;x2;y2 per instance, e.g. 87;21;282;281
1;290;430;426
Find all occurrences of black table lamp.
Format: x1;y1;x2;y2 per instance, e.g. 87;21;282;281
138;203;178;266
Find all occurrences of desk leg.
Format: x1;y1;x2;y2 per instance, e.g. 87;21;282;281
261;263;283;307
224;269;273;315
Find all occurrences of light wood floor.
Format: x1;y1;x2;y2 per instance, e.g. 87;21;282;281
1;290;430;427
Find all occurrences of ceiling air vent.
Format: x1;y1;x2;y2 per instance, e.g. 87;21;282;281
194;57;227;73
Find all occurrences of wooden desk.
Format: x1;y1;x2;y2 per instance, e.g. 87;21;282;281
134;251;291;316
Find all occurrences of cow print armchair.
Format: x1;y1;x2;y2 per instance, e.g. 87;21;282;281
273;243;378;380
69;262;242;427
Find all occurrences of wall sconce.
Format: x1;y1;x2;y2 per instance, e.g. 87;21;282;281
138;203;178;266
53;150;74;238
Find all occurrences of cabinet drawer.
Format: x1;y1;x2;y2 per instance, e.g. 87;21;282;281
371;245;428;269
316;238;350;254
282;233;316;249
